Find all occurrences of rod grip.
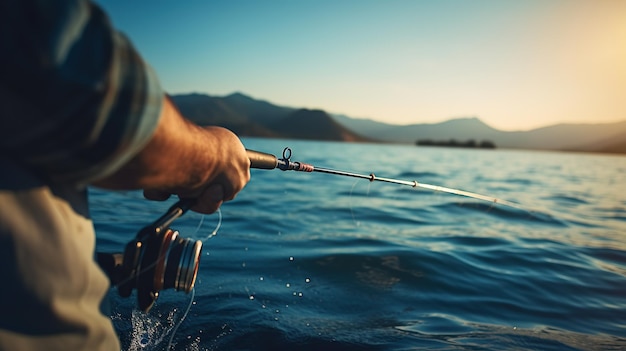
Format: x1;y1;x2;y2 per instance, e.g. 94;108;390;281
246;149;278;169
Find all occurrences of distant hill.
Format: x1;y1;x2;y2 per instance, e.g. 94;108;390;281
271;109;370;141
335;114;626;152
171;92;370;142
598;138;626;154
171;92;626;154
569;131;626;154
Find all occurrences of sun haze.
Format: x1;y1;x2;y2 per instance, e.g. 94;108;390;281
96;0;626;131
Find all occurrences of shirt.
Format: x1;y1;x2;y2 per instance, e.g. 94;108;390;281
0;0;163;186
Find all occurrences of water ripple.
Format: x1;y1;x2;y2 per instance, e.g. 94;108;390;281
92;140;626;350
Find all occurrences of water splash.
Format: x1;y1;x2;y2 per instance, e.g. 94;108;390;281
117;288;196;351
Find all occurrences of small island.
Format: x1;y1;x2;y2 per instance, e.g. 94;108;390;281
416;139;496;149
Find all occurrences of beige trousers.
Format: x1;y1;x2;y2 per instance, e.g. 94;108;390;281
0;159;119;351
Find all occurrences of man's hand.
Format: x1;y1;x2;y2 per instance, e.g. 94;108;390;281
95;97;251;214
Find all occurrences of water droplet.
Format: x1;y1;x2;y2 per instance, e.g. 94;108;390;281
285;283;291;288
259;276;264;281
242;262;246;268
139;333;149;347
305;278;311;283
298;292;303;297
249;295;255;300
289;256;294;261
292;292;297;296
275;309;280;313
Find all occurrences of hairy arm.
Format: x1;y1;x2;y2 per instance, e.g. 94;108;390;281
94;96;250;214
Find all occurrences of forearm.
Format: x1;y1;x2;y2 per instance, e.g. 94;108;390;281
94;96;250;210
94;97;202;190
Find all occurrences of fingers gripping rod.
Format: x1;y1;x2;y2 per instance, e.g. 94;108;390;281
246;148;522;209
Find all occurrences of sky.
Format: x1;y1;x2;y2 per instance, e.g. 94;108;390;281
95;0;626;131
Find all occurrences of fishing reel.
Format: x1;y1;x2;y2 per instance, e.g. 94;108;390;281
97;200;202;312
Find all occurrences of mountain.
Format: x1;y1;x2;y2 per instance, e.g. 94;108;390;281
171;92;370;142
333;114;394;136
334;115;506;144
516;122;626;151
335;114;626;152
171;92;626;153
221;92;294;125
271;109;370;141
598;137;626;154
569;131;626;154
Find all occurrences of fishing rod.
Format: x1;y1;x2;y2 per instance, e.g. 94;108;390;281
247;147;524;210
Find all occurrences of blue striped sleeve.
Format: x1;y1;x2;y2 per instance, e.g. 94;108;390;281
0;0;163;185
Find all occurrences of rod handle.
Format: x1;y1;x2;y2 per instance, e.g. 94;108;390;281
246;149;278;169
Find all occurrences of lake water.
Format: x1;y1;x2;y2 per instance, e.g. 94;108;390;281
92;138;626;351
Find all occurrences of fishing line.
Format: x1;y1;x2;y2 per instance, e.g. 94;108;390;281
196;208;222;241
348;179;370;227
165;287;195;351
159;209;220;350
